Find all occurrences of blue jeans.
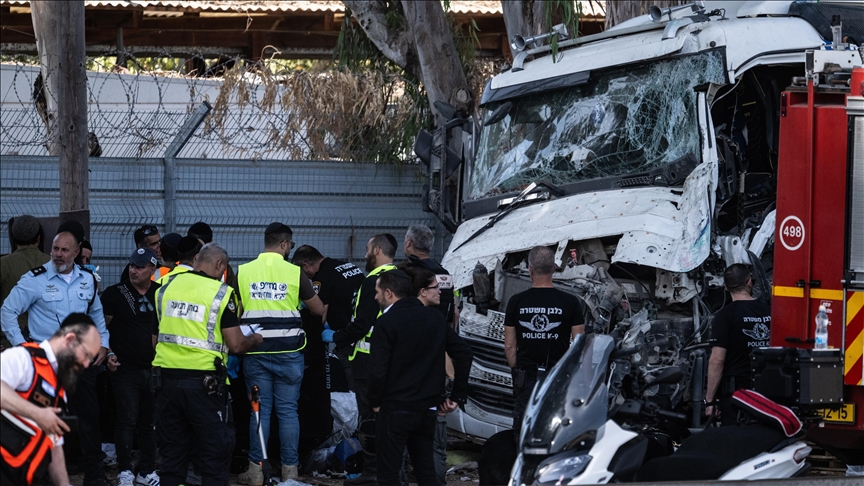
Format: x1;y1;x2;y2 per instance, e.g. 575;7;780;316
244;353;304;466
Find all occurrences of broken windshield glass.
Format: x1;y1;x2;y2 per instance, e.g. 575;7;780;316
469;49;726;200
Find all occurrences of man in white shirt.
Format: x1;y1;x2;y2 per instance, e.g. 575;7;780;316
0;313;102;486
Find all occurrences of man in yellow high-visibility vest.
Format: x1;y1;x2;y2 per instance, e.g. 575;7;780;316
152;243;263;486
324;234;397;486
236;223;324;484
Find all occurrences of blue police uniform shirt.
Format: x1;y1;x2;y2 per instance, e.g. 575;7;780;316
0;264;109;348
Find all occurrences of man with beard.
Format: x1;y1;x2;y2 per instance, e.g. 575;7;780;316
102;248;161;486
292;245;364;387
1;221;112;486
235;223;323;484
291;245;363;463
1;313;102;486
325;234;396;486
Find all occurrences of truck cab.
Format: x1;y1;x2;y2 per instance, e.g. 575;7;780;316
437;0;863;462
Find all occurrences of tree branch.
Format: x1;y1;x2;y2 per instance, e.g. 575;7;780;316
342;0;424;83
401;0;473;120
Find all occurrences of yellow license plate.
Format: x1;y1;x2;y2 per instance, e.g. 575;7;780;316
820;403;856;424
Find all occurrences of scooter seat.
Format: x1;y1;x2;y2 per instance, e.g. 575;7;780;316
636;425;787;482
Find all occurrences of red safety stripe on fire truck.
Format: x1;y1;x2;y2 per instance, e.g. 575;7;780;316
846;291;864;386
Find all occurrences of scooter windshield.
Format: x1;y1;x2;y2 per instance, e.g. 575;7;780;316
521;333;615;454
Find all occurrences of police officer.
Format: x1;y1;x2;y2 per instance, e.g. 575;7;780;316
706;264;771;422
236;223;324;484
1;220;112;486
403;225;456;328
152;243;262;486
292;244;364;387
325;234;397;486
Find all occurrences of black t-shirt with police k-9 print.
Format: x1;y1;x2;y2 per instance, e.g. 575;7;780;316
504;288;584;370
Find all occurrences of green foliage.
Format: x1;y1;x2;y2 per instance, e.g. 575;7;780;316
0;54;39;65
545;0;583;62
333;3;432;165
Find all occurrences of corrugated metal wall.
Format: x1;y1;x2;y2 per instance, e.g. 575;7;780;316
0;155;448;288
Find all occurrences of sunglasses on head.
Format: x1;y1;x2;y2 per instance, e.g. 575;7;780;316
140;225;158;236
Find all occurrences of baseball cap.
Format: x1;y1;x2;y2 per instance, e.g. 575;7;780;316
130;247;158;267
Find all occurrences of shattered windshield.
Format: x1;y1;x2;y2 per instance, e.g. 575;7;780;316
470;50;726;199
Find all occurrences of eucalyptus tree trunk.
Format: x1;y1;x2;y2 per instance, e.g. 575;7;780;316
343;0;473;121
502;0;552;50
605;0;688;29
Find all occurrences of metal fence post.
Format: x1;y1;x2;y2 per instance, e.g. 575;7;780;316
162;101;211;233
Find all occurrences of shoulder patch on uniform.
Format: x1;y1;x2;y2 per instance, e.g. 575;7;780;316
30;265;47;276
227;300;236;313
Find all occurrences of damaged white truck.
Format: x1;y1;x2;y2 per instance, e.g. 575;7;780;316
413;0;864;441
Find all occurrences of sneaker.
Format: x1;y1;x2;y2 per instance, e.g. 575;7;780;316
135;471;160;486
117;470;135;486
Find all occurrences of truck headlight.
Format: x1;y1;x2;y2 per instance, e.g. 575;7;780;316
534;451;592;484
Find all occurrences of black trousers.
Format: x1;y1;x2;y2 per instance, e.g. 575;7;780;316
353;377;376;475
155;376;235;486
67;365;106;483
511;367;538;439
111;369;157;474
376;409;438;486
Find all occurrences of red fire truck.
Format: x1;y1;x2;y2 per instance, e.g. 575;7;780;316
770;64;864;466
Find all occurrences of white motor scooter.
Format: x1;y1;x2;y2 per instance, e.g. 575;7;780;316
508;334;811;485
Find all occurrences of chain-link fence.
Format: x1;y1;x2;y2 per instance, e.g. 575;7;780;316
1;56;450;288
0;155;447;289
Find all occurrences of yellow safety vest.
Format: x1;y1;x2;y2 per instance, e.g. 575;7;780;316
238;252;304;354
156;264;190;286
349;263;396;360
152;272;233;371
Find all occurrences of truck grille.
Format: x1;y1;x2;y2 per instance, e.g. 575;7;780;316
468;384;515;416
462;335;509;371
460;304;506;341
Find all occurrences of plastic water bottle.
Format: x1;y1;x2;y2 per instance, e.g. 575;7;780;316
814;305;829;350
